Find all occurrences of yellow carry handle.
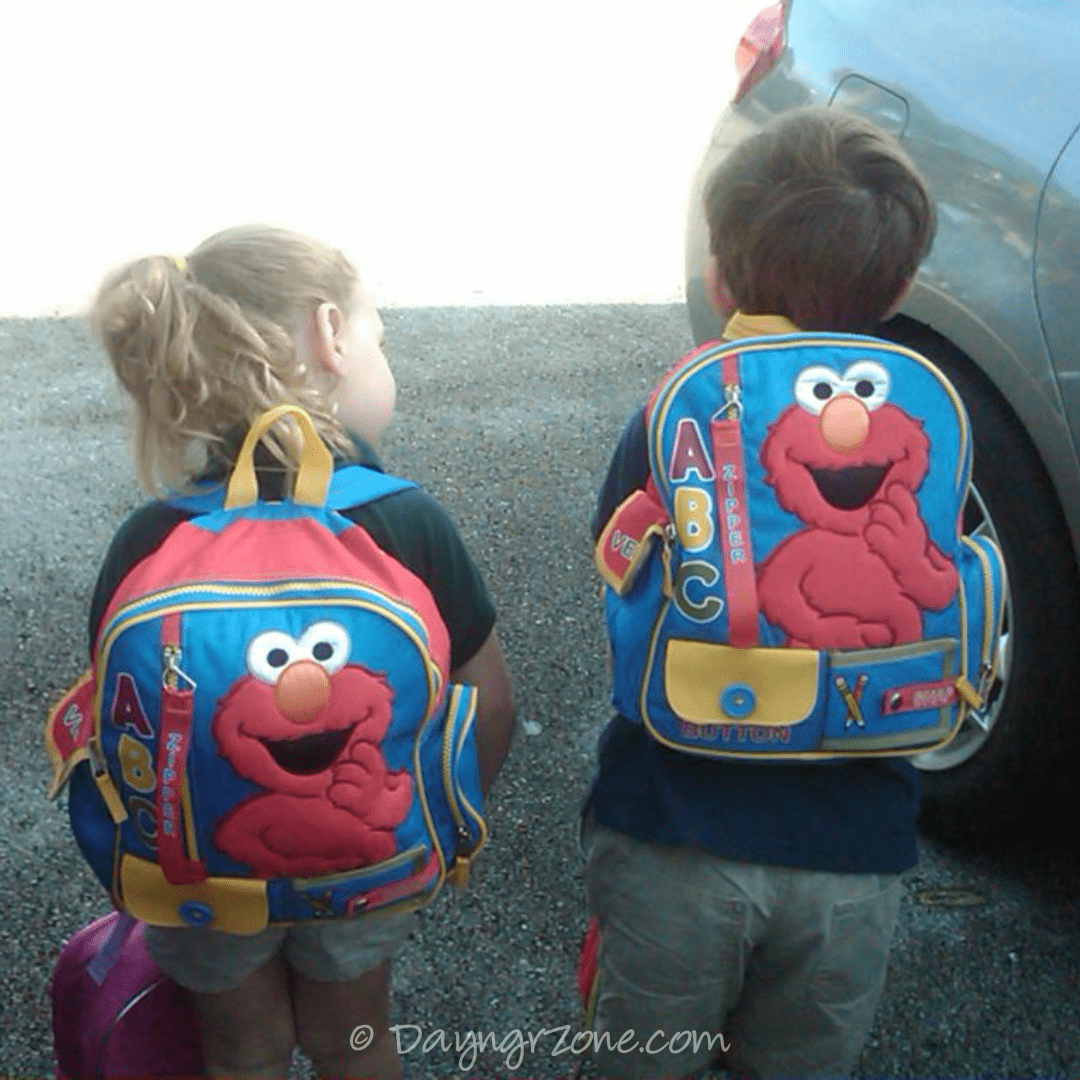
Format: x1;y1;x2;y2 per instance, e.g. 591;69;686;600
225;404;333;509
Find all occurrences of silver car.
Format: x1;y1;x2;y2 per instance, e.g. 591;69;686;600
684;0;1080;840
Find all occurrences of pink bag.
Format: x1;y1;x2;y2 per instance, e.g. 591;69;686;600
578;917;599;1024
50;910;204;1079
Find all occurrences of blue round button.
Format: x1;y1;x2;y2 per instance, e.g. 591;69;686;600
178;901;214;927
720;683;756;719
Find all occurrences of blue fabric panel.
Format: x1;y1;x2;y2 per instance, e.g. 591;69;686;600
166;467;414;515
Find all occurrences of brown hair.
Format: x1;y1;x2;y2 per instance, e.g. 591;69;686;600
703;107;935;332
92;225;360;494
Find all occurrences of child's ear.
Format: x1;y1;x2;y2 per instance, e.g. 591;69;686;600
309;302;345;376
704;256;736;318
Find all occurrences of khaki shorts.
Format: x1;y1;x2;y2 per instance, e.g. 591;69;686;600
582;819;902;1079
143;910;417;994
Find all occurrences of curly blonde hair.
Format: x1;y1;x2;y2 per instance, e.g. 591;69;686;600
92;225;360;494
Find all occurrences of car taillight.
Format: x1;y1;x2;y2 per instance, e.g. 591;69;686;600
733;2;787;103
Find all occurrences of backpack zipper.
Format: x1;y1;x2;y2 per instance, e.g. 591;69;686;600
97;580;441;713
441;686;486;887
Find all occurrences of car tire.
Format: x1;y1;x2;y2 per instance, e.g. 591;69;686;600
881;319;1080;844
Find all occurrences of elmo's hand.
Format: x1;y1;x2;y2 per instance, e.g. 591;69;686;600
864;483;927;572
865;482;959;610
328;741;412;825
328;742;385;816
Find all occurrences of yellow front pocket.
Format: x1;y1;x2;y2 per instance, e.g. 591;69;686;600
119;855;270;935
664;640;821;726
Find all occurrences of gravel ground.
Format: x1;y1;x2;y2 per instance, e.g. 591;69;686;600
1;307;1077;1079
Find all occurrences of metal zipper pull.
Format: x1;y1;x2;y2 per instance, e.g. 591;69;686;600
162;644;197;692
448;825;475;889
719;381;743;422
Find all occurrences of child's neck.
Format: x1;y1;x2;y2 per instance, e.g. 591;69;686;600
723;311;800;340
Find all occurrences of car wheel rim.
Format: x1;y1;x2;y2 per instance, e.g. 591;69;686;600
912;483;1013;773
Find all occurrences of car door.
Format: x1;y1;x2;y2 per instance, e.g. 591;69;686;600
1035;122;1080;479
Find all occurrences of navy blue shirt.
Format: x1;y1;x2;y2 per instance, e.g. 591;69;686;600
586;408;921;874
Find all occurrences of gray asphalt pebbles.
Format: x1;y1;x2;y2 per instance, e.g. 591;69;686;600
0;307;1076;1079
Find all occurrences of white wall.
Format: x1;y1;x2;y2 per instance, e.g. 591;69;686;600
0;0;765;315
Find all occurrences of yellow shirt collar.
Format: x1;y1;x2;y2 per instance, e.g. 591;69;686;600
722;310;800;341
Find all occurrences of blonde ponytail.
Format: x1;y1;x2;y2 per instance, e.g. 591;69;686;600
91;226;359;494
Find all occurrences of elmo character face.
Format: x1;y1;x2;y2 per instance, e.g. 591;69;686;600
760;360;930;535
212;620;395;796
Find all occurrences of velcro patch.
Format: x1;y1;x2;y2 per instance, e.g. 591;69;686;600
595;487;669;595
44;670;95;798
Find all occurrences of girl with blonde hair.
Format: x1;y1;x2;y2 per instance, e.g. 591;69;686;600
87;225;515;1079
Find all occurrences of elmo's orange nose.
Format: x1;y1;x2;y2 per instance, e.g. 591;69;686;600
274;660;331;723
819;395;870;451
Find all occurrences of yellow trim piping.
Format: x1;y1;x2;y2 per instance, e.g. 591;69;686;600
88;738;129;822
98;591;442;725
960;533;1005;695
648;332;972;499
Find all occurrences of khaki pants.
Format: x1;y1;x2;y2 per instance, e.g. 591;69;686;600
582;819;902;1079
144;910;417;993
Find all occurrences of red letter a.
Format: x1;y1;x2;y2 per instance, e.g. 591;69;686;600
111;673;153;736
669;418;715;483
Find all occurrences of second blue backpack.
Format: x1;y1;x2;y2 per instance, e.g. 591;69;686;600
596;332;1006;760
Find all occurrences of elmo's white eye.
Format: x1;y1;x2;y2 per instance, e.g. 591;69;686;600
794;360;891;415
246;630;300;684
298;621;350;674
841;360;890;410
794;366;845;415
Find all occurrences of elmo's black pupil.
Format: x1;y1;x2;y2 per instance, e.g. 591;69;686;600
813;383;832;400
268;648;289;668
855;379;875;397
313;642;333;661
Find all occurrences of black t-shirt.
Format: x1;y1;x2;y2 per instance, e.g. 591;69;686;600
587;409;921;874
89;446;495;674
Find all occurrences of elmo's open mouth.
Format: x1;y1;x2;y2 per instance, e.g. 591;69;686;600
809;464;890;510
260;724;356;775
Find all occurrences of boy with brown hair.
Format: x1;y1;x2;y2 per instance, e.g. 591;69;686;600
583;107;936;1079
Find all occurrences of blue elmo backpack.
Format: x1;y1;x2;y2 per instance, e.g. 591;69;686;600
596;330;1007;759
45;405;485;932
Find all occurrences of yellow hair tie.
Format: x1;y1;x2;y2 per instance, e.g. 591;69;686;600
173;255;187;274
